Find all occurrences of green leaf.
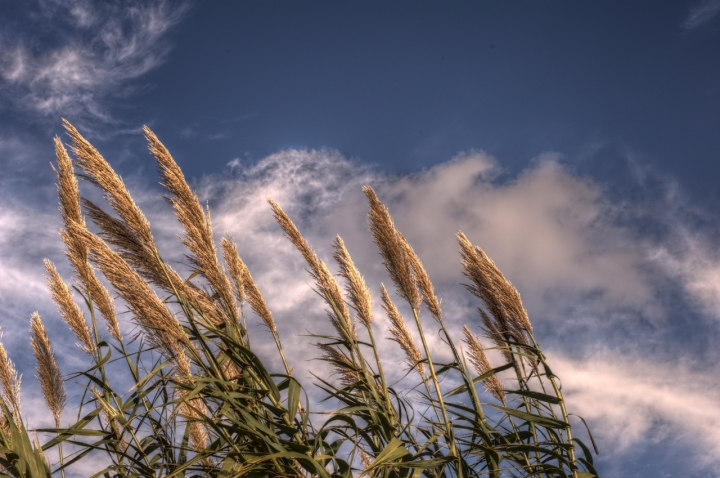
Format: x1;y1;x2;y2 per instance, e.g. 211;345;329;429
571;413;599;454
361;438;412;476
487;403;570;429
448;362;514;396
285;377;301;420
506;389;562;404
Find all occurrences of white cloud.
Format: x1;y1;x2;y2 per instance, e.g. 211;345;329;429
197;148;720;471
0;1;188;122
0;205;61;325
651;228;720;319
4;144;720;474
176;148;658;386
367;153;656;321
683;0;720;29
555;352;720;471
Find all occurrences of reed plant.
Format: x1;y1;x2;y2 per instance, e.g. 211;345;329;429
0;121;598;477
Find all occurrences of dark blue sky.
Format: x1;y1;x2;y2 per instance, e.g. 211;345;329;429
3;1;719;198
132;1;720;199
2;2;720;477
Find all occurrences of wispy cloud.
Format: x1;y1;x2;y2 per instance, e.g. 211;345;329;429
0;0;188;123
555;352;720;475
683;0;720;29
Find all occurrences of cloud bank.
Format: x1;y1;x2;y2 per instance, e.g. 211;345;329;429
2;145;720;475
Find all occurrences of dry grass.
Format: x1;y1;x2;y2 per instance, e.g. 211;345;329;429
0;122;596;478
30;312;66;424
0;333;21;423
269;199;356;341
333;236;374;328
463;325;505;403
381;284;426;378
363;186;421;310
44;259;96;356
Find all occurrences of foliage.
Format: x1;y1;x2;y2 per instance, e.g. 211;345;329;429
0;122;598;477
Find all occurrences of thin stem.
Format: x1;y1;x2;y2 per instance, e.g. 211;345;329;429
526;333;578;477
55;415;65;478
409;308;459;467
364;322;396;429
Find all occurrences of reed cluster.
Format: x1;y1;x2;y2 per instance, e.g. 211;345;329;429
0;122;598;477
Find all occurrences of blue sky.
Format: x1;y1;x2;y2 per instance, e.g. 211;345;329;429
1;1;720;476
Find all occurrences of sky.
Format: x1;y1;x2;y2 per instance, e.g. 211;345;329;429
1;1;720;476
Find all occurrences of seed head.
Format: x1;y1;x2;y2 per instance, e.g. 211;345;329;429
44;259;96;355
0;332;21;423
363;186;420;310
333;236;373;327
463;325;505;403
30;313;67;423
381;284;425;378
269;199;355;341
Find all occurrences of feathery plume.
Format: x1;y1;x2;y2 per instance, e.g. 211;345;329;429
237;255;277;334
397;233;442;322
44;259;96;355
458;232;532;337
333;236;373;327
269;199;355;341
64;120;155;249
463;325;505;403
59;227;121;342
318;344;360;387
86;198;229;327
85;196;229;327
362;186;420;310
64;122;209;327
30;313;66;423
381;284;425;377
53;137;82;226
174;386;209;453
0;333;21;423
69;223;192;378
359;448;373;470
221;237;294;373
145;126;237;324
61;124;228;329
64;123;226;328
478;309;513;364
221;237;246;305
81;199;166;289
179;398;209;453
458;231;538;373
188;420;208;453
53;138;121;343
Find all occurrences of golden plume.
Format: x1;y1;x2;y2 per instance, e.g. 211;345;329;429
0;332;21;423
145;126;237;324
333;236;373;327
268;199;355;341
221;237;247;305
381;284;425;378
362;186;420;310
397;233;442;322
69;222;192;378
44;259;96;355
458;232;532;337
30;313;67;424
53;138;121;342
463;325;505;403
